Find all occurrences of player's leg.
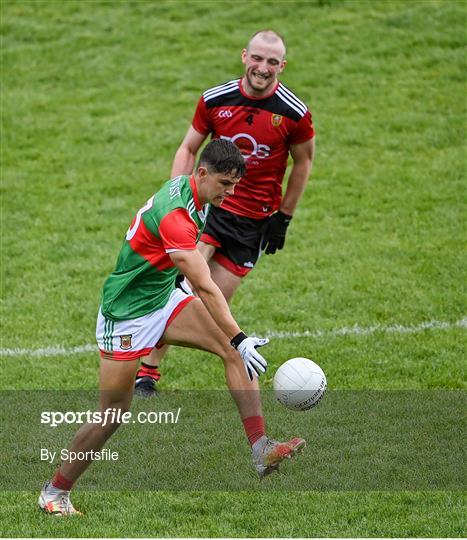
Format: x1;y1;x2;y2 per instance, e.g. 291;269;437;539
39;357;139;515
198;239;216;261
160;298;305;477
160;297;261;418
135;213;258;412
207;258;244;302
171;241;243;301
134;242;217;396
134;349;163;396
133;215;253;395
63;358;138;481
201;208;263;302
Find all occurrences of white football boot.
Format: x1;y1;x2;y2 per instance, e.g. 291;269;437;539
251;435;306;478
38;481;82;516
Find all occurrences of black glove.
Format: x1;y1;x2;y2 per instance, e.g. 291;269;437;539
260;211;292;255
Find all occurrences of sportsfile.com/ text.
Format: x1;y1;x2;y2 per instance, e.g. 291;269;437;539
41;407;181;428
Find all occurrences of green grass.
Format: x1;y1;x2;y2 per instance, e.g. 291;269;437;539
1;0;465;537
2;491;465;538
2;390;464;491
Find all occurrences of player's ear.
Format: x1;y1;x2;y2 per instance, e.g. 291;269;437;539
279;59;287;73
197;165;208;182
241;48;248;65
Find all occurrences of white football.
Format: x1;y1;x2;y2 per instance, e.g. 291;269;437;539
273;357;327;411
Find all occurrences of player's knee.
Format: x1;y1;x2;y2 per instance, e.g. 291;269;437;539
220;346;240;367
96;401;131;434
99;390;132;419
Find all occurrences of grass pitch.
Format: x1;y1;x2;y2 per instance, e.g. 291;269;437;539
1;0;465;537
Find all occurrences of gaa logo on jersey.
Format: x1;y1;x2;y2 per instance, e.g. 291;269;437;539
119;335;133;350
271;114;283;127
218;110;233;118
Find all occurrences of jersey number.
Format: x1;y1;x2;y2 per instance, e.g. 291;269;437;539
126;196;155;241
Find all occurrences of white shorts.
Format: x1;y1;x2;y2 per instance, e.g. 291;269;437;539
96;288;195;361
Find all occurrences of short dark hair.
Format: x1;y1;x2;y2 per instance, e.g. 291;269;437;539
197;139;246;178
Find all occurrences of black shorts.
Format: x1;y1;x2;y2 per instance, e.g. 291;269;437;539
201;206;267;276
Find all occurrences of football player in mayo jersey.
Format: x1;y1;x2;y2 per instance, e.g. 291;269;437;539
135;29;315;395
39;140;305;516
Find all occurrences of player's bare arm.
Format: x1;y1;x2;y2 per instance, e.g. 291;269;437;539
279;137;315;216
171;126;207;177
261;137;315;255
169;249;241;340
169;248;268;382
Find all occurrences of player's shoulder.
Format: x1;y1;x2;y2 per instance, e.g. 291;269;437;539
202;79;241;103
273;82;309;120
154;175;191;213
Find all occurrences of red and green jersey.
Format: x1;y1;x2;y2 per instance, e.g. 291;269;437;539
101;175;209;321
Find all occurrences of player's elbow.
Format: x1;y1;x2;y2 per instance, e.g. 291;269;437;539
191;277;220;305
296;157;313;179
189;278;213;298
177;139;197;158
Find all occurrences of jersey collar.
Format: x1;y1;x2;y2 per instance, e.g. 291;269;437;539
189;174;202;211
239;77;279;100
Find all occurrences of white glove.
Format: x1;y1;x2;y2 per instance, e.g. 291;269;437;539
230;332;269;381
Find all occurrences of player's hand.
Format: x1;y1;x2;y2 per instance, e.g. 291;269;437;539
230;332;269;381
261;211;292;255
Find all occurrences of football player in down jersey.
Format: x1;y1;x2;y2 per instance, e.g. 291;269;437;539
135;29;315;396
38;140;305;516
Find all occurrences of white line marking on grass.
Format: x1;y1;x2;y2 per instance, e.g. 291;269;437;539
1;317;465;358
0;344;97;358
267;317;467;339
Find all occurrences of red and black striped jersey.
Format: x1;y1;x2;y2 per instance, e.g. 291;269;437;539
192;78;314;219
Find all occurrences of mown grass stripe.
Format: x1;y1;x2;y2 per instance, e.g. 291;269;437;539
1;317;464;358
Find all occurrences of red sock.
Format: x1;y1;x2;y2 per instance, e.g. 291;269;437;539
242;416;265;445
136;362;161;381
52;470;74;491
